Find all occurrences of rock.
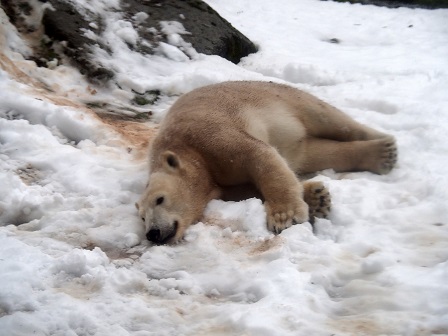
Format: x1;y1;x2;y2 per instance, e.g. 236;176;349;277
323;0;448;9
39;0;257;83
42;1;114;83
120;0;257;64
2;0;257;84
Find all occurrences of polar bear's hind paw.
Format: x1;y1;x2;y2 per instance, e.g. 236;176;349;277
303;181;331;224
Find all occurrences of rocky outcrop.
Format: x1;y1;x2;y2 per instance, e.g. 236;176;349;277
118;0;257;64
323;0;448;9
41;0;115;83
1;0;257;84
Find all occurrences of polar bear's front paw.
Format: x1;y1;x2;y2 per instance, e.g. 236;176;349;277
265;200;309;234
303;181;331;223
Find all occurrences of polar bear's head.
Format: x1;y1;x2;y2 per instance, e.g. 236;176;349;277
136;151;218;244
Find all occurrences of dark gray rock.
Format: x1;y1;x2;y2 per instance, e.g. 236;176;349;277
322;0;448;9
39;0;257;83
42;1;115;83
120;0;257;64
2;0;257;83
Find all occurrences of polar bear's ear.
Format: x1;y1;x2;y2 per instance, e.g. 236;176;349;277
162;151;180;170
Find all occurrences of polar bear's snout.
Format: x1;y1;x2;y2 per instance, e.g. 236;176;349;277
146;220;179;244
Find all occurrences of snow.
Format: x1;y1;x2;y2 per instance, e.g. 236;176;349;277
1;0;448;335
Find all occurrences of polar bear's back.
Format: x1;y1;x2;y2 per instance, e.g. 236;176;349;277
161;81;337;150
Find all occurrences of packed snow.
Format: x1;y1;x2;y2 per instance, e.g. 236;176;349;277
1;0;448;335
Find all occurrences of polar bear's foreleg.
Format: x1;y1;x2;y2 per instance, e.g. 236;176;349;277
247;144;309;233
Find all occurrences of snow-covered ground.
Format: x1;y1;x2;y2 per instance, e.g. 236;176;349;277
1;0;448;335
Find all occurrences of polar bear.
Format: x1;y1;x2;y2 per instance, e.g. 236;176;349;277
136;81;397;244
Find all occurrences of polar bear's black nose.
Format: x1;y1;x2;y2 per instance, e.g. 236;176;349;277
146;222;178;244
146;228;161;243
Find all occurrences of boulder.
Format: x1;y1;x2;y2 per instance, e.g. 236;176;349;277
2;0;257;83
323;0;448;9
40;0;257;83
42;1;115;82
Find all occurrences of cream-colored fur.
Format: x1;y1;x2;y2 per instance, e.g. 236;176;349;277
137;81;397;244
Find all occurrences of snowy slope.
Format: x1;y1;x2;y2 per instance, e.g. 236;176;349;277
1;0;448;335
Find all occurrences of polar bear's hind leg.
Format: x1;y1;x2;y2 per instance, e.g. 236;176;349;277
293;136;397;175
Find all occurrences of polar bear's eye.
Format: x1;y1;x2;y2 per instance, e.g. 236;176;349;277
155;196;164;205
141;217;145;222
166;154;179;168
